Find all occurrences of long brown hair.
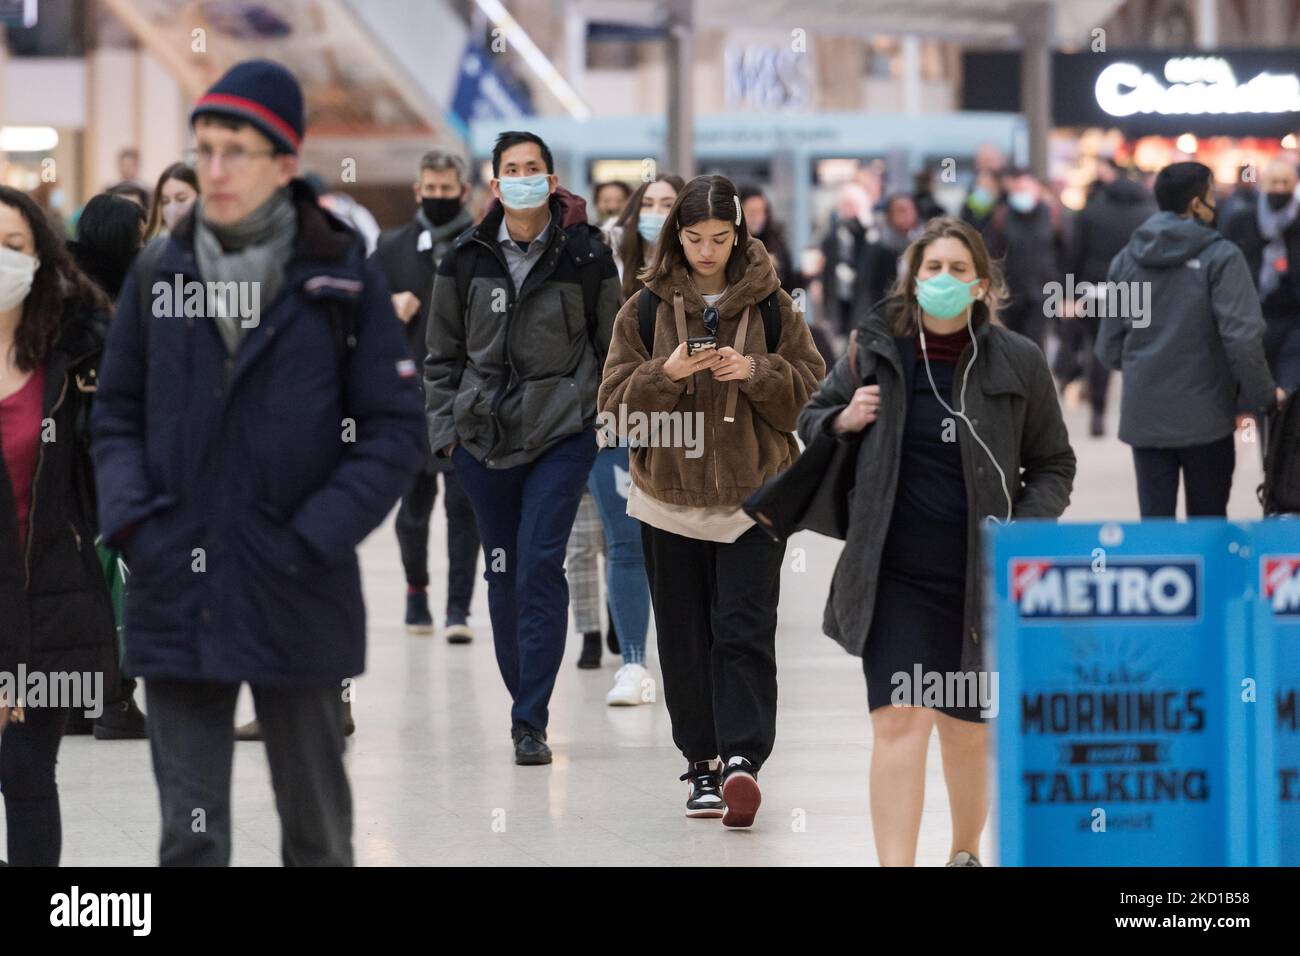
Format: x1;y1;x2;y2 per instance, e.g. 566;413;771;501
639;174;752;290
0;186;112;371
144;162;200;240
884;216;1005;336
616;172;684;301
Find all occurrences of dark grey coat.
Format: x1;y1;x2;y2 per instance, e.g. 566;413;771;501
1097;211;1276;448
797;310;1076;672
424;192;622;470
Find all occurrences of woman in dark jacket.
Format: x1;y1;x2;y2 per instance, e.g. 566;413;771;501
0;185;118;866
798;216;1075;866
69;193;147;302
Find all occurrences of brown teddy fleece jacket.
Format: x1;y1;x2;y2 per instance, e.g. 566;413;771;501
598;238;826;507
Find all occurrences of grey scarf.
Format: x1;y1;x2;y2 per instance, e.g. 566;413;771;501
194;186;298;354
1257;190;1299;300
415;205;474;264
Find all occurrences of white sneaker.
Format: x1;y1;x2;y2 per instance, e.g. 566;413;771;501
606;663;652;706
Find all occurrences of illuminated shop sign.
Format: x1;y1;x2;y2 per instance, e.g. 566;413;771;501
1095;57;1300;117
962;49;1300;136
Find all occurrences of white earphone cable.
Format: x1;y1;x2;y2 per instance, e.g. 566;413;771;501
916;303;1014;525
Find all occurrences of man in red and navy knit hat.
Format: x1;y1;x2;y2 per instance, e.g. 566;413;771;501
92;60;427;866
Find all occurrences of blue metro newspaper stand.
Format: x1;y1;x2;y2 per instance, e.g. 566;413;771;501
1253;520;1300;865
986;519;1273;866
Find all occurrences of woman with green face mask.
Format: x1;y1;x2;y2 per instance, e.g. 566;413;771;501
797;216;1076;866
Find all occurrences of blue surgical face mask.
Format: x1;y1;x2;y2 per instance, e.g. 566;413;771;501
915;272;980;320
498;173;551;210
637;212;666;242
1008;190;1037;214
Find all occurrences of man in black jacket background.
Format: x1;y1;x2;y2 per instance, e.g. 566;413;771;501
1223;158;1300;392
372;149;480;640
983;168;1071;350
1058;159;1156;436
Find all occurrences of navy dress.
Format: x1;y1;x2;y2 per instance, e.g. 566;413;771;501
864;334;983;722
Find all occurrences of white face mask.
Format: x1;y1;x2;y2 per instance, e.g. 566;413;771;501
0;246;39;311
161;200;194;231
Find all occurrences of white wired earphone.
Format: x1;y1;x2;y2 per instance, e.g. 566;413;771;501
915;298;1015;526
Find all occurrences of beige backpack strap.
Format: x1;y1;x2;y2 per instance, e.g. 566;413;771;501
673;290;693;395
723;305;752;423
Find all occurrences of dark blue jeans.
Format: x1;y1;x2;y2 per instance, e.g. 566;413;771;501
453;430;598;733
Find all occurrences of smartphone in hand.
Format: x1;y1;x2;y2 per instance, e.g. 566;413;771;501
687;336;717;356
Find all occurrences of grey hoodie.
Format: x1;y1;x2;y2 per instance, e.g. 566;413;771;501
1097;210;1275;448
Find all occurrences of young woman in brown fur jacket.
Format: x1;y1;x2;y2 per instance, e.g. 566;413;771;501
599;175;825;827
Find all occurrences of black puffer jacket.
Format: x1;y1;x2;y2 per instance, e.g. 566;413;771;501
1071;177;1156;284
0;304;117;683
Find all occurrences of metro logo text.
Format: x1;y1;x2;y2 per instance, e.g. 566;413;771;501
1261;556;1300;617
1010;558;1200;621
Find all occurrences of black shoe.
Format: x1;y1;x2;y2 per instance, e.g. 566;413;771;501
513;727;552;765
680;759;725;818
721;757;761;828
1090;412;1105;438
444;612;473;644
605;606;620;656
64;715;94;736
93;697;147;740
577;631;601;669
405;589;434;635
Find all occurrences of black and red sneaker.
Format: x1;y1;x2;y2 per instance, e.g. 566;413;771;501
721;756;761;828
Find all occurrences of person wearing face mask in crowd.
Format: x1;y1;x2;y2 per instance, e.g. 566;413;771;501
592;181;631;229
145;163;200;240
960;144;1006;233
982;169;1071;350
574;175;686;702
599;175;825;826
960;168;1002;233
569;174;686;681
425;131;622;765
372;149;481;643
1223;159;1300;392
0;186;120;865
799;216;1075;866
1098;161;1287;518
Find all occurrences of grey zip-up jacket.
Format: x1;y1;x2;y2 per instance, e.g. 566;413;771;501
424;191;622;469
798;309;1075;673
1097;210;1276;448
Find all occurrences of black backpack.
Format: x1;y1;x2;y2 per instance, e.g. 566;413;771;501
1259;391;1300;515
637;288;781;355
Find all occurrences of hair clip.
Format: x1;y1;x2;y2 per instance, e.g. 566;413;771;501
733;195;742;226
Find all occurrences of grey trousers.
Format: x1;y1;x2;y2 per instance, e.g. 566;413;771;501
145;678;353;866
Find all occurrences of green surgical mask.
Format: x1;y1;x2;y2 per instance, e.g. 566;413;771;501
915;272;980;320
